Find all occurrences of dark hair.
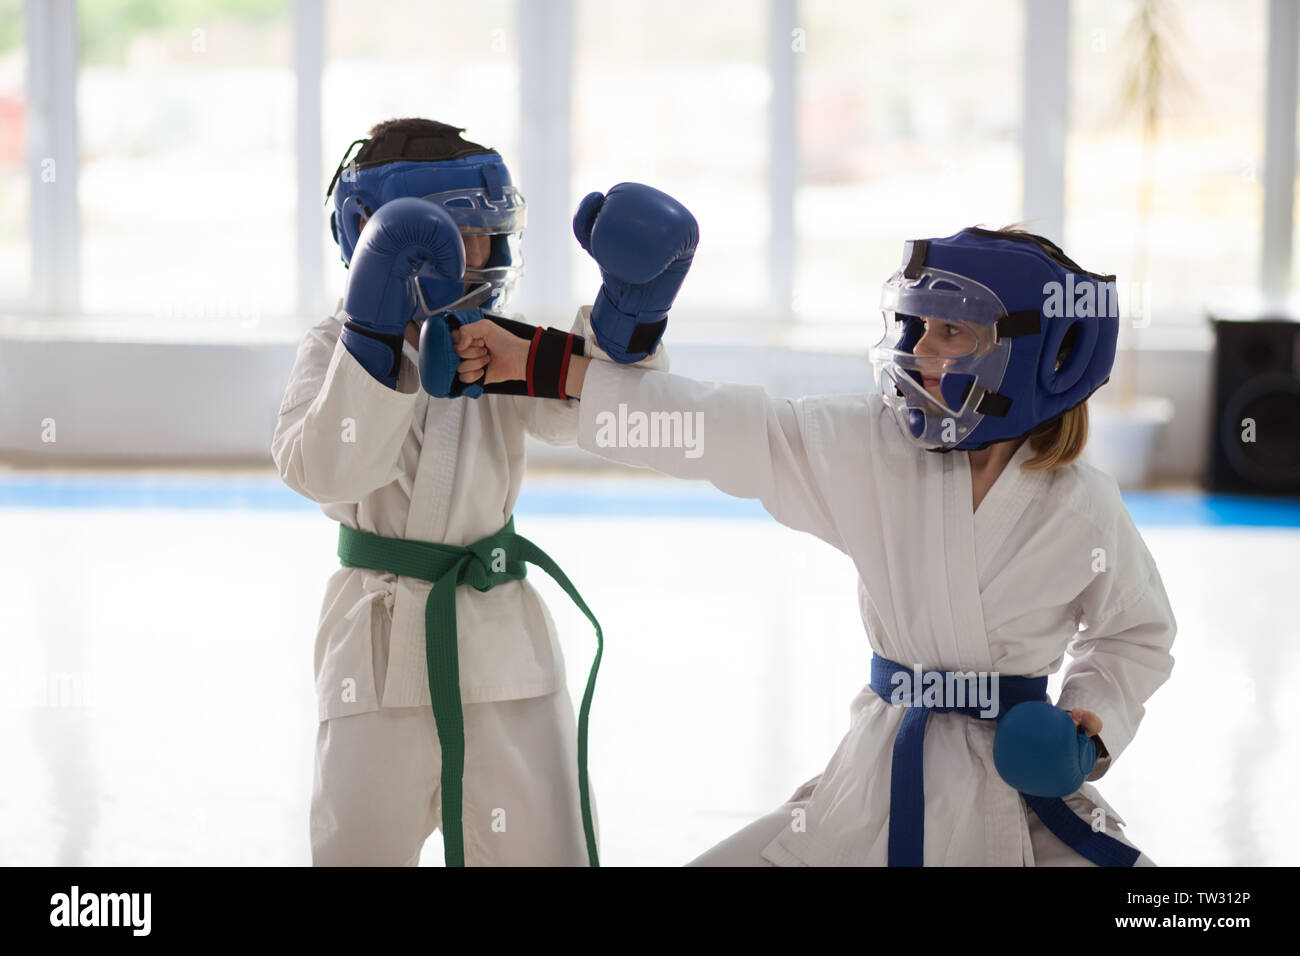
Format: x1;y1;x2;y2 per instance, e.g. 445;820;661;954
358;117;493;166
326;118;494;199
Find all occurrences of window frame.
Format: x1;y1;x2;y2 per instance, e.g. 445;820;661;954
23;0;80;314
13;0;1298;330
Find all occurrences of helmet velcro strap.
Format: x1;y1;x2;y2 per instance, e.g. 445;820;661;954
903;239;929;279
480;162;504;200
976;391;1013;417
996;309;1041;339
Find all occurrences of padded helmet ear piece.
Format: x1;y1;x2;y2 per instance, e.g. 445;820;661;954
330;210;339;245
1055;324;1078;371
1040;316;1098;395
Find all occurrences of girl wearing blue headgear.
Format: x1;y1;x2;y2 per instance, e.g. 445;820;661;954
460;224;1177;867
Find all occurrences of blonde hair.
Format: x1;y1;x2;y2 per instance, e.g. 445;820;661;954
983;223;1092;471
1020;404;1089;471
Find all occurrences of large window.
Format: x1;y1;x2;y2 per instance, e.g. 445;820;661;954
0;0;28;306
795;0;1024;344
322;0;519;307
77;0;294;320
1066;0;1266;326
3;1;1293;339
573;0;768;313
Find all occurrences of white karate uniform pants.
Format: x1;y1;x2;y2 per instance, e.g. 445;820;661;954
310;685;597;866
686;779;1157;867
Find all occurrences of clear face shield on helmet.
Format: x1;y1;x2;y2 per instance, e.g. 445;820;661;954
412;184;527;316
869;265;1014;449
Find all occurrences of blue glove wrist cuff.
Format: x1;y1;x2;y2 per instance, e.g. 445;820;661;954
341;322;402;389
590;295;666;364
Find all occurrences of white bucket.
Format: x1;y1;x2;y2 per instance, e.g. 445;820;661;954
1083;396;1175;488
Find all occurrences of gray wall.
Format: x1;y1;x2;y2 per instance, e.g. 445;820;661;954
0;321;1215;486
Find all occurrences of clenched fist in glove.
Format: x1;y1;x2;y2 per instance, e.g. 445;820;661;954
993;701;1101;797
419;308;585;400
574;182;698;364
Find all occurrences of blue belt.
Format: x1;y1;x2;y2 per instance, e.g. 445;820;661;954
869;653;1142;867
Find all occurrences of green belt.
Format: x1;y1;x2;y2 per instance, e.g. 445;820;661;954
336;516;602;867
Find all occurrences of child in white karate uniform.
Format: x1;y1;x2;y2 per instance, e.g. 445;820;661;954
274;118;685;865
457;224;1175;866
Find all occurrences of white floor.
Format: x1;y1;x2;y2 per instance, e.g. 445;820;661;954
1;472;1296;866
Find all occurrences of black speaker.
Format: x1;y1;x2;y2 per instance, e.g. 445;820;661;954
1207;316;1300;494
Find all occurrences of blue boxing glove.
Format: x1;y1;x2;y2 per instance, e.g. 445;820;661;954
573;183;698;363
339;196;466;389
993;701;1098;797
419;308;587;400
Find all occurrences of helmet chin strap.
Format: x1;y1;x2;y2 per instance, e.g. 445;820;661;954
411;280;497;320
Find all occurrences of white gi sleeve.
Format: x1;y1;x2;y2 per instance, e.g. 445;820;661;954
577;360;846;552
1057;495;1177;780
513;305;669;447
272;314;419;504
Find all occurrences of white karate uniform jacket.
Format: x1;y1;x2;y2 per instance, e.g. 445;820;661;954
273;303;666;722
576;361;1177;866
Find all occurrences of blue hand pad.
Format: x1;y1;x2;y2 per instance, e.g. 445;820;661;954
418;309;485;399
993;701;1098;797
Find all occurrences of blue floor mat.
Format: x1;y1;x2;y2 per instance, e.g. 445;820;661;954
1;473;1298;526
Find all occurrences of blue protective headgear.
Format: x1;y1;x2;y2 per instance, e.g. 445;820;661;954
326;132;525;315
869;227;1119;452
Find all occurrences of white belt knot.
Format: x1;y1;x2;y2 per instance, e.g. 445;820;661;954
343;572;397;621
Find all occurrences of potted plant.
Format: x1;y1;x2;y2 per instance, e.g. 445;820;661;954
1083;0;1183;488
